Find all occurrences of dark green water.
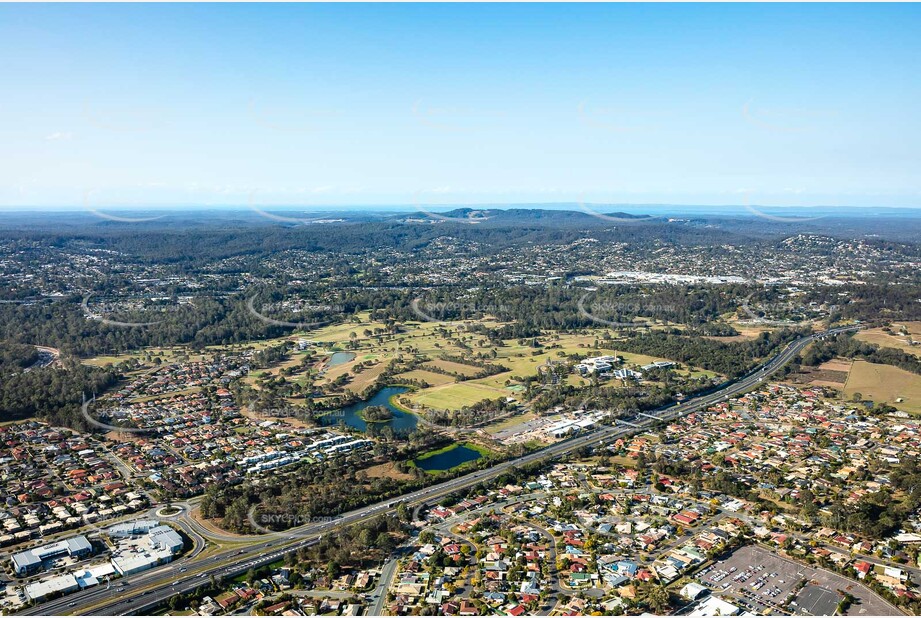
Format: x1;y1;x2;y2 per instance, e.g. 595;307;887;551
414;444;483;471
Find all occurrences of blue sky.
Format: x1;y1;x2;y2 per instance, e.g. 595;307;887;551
1;3;920;209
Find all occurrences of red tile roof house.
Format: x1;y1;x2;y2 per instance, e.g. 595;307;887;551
853;561;872;579
215;591;240;610
264;601;290;614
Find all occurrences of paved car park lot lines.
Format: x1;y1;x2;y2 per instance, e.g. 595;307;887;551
700;546;901;616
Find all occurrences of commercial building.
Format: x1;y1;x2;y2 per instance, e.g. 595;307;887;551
106;519;159;538
111;524;184;576
11;535;93;576
689;595;740;617
149;525;184;554
24;574;79;602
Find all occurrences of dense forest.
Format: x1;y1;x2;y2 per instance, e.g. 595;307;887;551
0;353;119;431
616;327;809;378
801;332;921;375
0;341;39;370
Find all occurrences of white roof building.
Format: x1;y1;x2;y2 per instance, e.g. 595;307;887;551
681;582;710;600
25;574;79;601
689;596;740;616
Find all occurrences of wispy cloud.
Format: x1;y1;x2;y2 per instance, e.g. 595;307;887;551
44;131;74;141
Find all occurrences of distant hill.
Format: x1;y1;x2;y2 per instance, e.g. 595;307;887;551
393;207;654;225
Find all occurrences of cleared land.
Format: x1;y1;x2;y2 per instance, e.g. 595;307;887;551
855;322;921;358
844;360;921;414
392;369;456;387
361;461;415;482
409;382;510;411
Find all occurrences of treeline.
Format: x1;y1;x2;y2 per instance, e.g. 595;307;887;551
2;282;914;365
425;397;518;427
198;453;414;533
616;327;809;378
0;342;39;370
528;377;714;415
0;357;119;431
0;214;757;267
393;285;753;336
801;333;921;375
0;296;294;357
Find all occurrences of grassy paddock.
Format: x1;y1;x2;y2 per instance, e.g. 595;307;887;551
844;360;921;414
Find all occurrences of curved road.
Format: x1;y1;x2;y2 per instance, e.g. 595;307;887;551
24;325;858;616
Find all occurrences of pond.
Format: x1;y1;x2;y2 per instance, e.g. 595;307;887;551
413;443;483;472
321;386;418;433
327;351;356;367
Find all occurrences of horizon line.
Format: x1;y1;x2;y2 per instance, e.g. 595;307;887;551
2;202;921;212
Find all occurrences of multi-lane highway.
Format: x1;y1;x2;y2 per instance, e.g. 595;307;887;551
25;325;859;616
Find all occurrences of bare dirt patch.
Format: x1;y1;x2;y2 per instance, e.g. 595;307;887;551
190;507;248;539
785;366;849;387
361;461;415;482
818;358;854;373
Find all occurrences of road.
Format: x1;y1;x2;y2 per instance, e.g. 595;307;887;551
368;557;399;616
24;325;858;616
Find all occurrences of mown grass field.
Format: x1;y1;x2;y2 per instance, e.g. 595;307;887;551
423;359;482;376
408;382;510;411
844;360;921;414
393;369;456;387
83;311;720;415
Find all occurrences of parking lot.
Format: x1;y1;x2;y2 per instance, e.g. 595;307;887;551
697;546;901;616
700;546;803;613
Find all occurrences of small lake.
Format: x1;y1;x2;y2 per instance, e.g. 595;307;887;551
327;351;356;367
321;386;418;433
414;443;483;472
